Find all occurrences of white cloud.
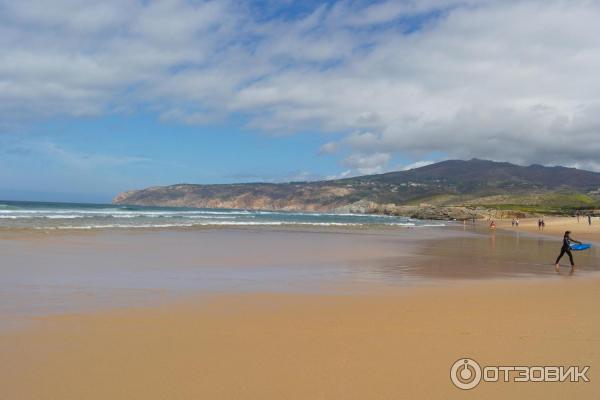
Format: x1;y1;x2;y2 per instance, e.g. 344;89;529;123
31;141;150;169
401;160;436;171
325;169;353;180
0;139;150;169
318;141;339;155
2;0;600;171
342;152;391;175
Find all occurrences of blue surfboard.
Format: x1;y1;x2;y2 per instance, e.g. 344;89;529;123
570;243;591;251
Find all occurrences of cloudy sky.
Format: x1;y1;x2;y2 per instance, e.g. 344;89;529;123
1;0;599;202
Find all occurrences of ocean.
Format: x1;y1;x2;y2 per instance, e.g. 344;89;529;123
0;200;446;230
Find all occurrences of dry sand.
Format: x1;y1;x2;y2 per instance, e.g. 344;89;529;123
494;216;600;242
2;278;600;399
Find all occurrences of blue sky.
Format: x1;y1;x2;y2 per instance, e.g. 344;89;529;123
0;114;353;202
1;0;600;202
0;112;428;202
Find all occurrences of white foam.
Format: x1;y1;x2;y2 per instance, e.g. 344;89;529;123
0;205;443;230
32;221;370;230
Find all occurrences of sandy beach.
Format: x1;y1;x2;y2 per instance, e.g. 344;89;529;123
494;216;600;243
1;225;600;398
2;278;600;399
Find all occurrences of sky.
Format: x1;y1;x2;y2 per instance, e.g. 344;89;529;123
1;0;600;202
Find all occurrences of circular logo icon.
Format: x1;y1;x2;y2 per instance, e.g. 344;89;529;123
450;358;482;390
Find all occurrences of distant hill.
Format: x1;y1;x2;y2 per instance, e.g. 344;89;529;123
113;159;600;218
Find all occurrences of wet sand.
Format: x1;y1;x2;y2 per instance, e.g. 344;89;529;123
2;225;599;318
0;227;450;316
2;226;600;398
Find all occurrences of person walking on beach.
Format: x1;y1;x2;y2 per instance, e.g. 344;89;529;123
555;231;582;272
588;215;592;225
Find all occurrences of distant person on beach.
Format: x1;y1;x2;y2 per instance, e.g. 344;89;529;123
555;231;582;272
512;218;515;227
576;211;580;223
489;221;496;230
588;215;592;225
541;219;545;230
537;219;542;230
515;218;519;227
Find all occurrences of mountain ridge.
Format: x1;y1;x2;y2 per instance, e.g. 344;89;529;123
113;159;600;218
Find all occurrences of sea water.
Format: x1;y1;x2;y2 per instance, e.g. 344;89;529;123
0;200;446;230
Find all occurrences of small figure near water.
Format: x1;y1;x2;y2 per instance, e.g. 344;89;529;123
555;231;582;273
489;221;496;230
588;215;592;225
